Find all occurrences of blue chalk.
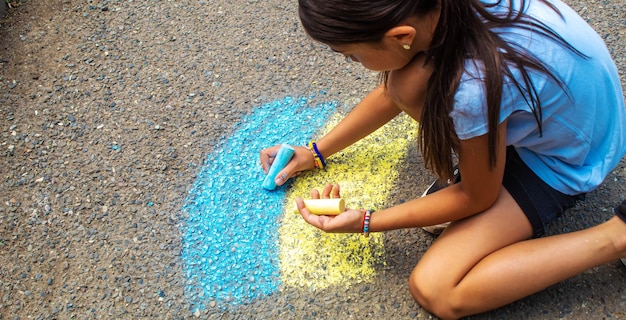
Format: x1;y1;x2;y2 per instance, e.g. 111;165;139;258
262;144;295;190
181;97;337;308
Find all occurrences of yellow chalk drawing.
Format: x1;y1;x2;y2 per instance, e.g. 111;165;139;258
278;113;418;289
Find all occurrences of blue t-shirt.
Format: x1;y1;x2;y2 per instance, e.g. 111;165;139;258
451;0;626;194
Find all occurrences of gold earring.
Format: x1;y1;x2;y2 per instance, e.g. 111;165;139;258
402;44;411;50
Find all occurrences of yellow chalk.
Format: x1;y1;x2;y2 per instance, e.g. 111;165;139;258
279;112;418;289
295;198;345;215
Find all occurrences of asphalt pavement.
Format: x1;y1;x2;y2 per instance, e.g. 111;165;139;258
0;0;624;319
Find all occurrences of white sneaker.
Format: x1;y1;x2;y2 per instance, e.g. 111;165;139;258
422;222;451;235
621;258;626;267
421;167;459;235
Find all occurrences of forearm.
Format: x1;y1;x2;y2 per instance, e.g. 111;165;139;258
315;86;401;158
369;185;476;232
368;128;507;232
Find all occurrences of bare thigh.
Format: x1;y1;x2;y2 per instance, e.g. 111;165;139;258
411;187;533;303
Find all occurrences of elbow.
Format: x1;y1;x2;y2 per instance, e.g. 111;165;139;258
459;184;501;215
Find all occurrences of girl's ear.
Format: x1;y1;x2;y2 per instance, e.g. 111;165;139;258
384;25;416;48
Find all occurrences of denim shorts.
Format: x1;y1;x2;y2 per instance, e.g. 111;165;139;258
502;146;585;238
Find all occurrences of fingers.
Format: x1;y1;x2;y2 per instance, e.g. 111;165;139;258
297;196;363;233
296;197;308;214
321;184;333;198
331;183;340;198
260;147;278;174
262;145;319;186
270;146;307;187
296;197;323;228
274;160;298;186
296;196;312;222
274;169;302;186
274;171;286;186
320;183;341;198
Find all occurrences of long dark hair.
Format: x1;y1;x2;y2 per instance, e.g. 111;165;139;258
299;0;581;181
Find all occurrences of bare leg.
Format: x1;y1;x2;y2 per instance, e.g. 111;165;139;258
409;188;626;319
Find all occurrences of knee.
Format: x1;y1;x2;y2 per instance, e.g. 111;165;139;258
408;267;465;320
408;268;432;311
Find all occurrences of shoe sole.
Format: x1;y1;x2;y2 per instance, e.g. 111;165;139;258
422;222;451;235
421;179;440;197
421;167;459;235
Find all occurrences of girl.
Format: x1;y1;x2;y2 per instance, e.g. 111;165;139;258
260;0;626;318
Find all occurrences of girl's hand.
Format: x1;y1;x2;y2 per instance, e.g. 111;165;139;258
260;144;316;186
296;183;364;233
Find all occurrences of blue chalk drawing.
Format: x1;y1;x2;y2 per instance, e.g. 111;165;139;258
181;96;337;308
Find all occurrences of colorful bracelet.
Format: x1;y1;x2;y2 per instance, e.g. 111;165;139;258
306;145;322;168
362;209;373;237
307;141;326;169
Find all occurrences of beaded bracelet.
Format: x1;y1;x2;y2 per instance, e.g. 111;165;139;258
306;145;322;169
307;141;326;169
362;209;373;237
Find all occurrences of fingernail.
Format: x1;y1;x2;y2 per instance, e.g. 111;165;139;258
276;173;287;184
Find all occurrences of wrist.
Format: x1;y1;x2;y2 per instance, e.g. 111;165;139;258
306;140;326;169
362;209;374;237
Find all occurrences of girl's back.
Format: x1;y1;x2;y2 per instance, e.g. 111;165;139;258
452;0;626;194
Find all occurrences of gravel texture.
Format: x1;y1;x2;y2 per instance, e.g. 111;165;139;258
0;0;624;319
